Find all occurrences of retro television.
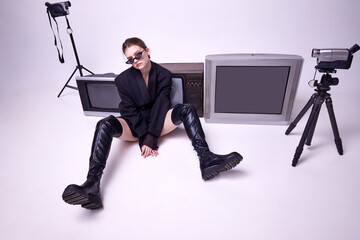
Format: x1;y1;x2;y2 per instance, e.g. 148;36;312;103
76;73;184;117
204;54;303;125
76;73;121;116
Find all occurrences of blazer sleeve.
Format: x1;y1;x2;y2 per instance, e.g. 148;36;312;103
147;68;172;137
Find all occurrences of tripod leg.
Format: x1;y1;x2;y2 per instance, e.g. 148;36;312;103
82;66;95;75
57;67;78;97
292;98;322;167
285;94;316;135
305;106;321;146
325;96;343;155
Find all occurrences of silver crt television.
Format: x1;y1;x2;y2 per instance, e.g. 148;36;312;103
204;54;303;125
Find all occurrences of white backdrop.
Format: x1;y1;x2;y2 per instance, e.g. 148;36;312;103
1;0;359;93
1;1;360;240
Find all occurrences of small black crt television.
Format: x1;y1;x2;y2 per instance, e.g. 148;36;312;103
76;73;120;116
76;63;204;117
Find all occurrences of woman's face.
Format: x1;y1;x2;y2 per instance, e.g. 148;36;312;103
124;45;151;71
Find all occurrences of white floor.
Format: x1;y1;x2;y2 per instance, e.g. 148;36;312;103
1;71;360;240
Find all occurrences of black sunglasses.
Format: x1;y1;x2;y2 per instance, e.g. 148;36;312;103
126;49;146;64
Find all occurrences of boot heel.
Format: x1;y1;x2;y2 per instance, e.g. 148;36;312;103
62;184;103;209
201;152;243;180
81;194;103;210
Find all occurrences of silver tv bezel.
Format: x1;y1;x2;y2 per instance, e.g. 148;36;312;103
204;53;303;125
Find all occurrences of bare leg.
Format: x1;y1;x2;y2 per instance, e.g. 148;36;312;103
160;109;178;136
116;118;138;142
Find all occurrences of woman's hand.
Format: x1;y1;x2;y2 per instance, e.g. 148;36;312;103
141;145;159;158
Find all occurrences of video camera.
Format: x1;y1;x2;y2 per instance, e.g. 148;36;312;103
312;44;360;72
45;1;71;18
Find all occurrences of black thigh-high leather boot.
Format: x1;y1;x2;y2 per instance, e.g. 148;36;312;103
171;104;243;180
62;115;123;209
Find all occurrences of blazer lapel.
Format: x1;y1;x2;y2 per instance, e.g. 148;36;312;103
134;68;151;104
148;62;156;101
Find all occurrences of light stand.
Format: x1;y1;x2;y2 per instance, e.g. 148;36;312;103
57;15;94;97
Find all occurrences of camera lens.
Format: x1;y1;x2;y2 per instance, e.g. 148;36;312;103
312;49;320;58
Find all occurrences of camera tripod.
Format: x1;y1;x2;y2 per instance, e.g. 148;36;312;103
285;72;343;167
57;15;93;97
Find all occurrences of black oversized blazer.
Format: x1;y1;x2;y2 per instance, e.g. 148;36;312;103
114;61;172;139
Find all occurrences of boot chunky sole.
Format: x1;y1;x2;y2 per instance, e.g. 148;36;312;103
62;184;103;210
201;152;243;180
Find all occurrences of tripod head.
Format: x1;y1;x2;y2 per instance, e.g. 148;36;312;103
308;72;338;91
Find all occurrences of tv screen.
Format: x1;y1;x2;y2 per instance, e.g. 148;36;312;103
215;66;290;114
87;82;121;109
204;54;303;125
